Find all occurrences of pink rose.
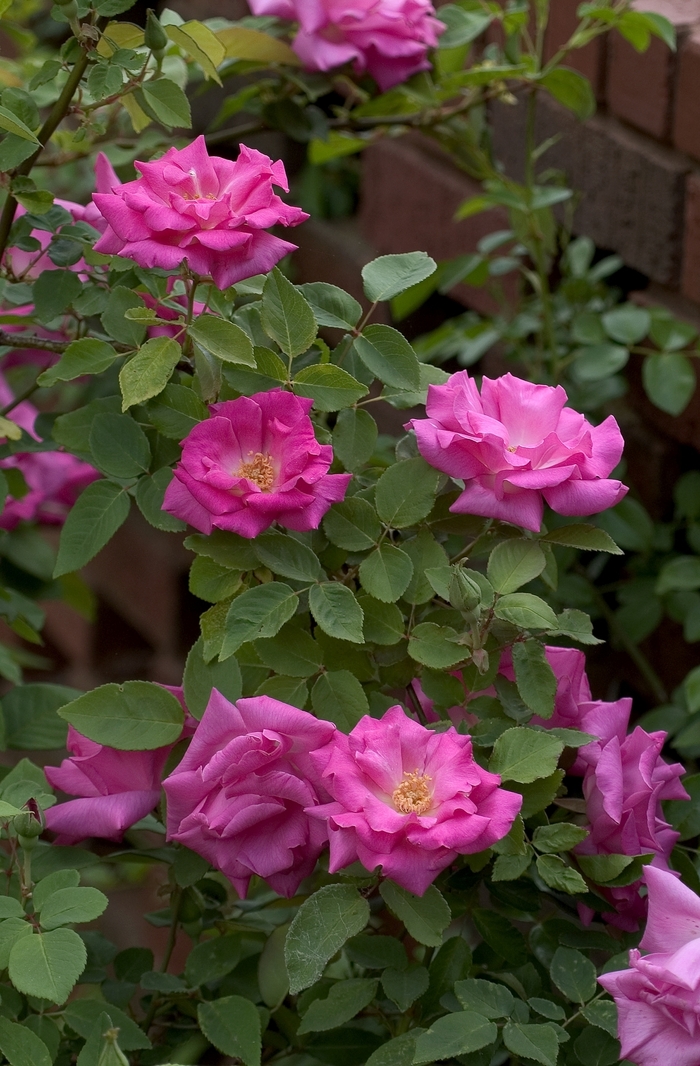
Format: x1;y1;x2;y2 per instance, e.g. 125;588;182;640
163;691;336;898
408;371;628;532
599;866;700;1066
307;704;523;895
576;726;688;930
92;136;308;289
248;0;445;91
45;687;193;845
162;389;351;538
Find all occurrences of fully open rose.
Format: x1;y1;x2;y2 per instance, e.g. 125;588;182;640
307;705;523;895
409;371;628;532
92;136;308;289
163;389;351;537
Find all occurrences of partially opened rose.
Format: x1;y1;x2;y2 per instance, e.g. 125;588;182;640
163;389;351;538
163;691;336;898
92;136;308;289
599;866;700;1066
307;705;522;895
409;371;628;532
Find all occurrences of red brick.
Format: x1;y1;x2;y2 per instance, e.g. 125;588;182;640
607;0;700;140
544;0;606;97
673;26;700;159
292;217;390;320
681;170;700;301
358;135;512;315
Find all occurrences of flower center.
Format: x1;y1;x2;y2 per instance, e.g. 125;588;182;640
392;770;433;815
238;452;274;490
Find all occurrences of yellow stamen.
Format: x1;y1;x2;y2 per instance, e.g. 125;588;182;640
392;770;433;815
238;452;274;490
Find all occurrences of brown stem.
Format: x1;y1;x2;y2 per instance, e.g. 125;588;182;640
0;330;69;355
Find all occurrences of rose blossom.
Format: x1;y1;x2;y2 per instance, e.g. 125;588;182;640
599;866;700;1066
45;686;192;845
247;0;445;91
408;371;628;532
576;725;688;930
307;704;523;895
162;389;351;538
163;691;336;898
92;136;308;289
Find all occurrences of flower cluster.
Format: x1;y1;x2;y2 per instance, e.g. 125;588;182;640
247;0;445;91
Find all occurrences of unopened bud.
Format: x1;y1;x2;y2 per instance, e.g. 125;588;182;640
144;9;168;53
472;648;490;675
448;568;482;614
55;0;79;14
14;808;42;850
97;1028;129;1066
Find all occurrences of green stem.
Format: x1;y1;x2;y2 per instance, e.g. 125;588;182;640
0;379;41;417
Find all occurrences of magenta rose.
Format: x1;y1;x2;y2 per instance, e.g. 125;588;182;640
248;0;445;91
408;371;628;532
163;691;336;898
92;136;308;289
45;687;193;844
576;725;688;930
162;388;351;538
599;866;700;1066
307;704;523;895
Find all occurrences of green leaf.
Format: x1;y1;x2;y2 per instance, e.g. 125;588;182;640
381;966;428;1012
89;413;151;479
33;870;79;913
311;670;368;731
489;727;564;783
540;66;596;119
220;583;298;659
550;946;597;1003
185;529;258;570
602;304;650;344
573;1025;620;1066
54;481;130;577
375;458;438;528
261;268;317;358
333;408;377;471
346;935;407;971
32;270;82;323
2;684;79;750
197;997;260;1066
147;383;207;439
357;594;404;645
119;336;181;410
37;339;118;387
298;978;378;1034
362;252;437;303
407;622;465;669
255;624;323;678
40;887;108;931
255;675;308;708
298;282;361;330
656;556;700;594
293;364;368;411
309;583;364;643
166;20;225;82
541;523;622;554
185;934;241;987
503;1022;559;1066
532;823;588;853
58;681;184;750
455;978;514;1019
402;532;449;605
488;540;546;594
643;352;696;415
0;899;23;920
254;530;322;582
438;5;493;47
135;468;186;532
512;641;557;719
137;77;192;128
576;853;643;885
258;924;289;1009
0;105;39;143
581;1000;618;1037
537;855;588;893
323;497;381;551
223;346;287;395
62;998;150;1050
8;928;86;1005
101;287;147;346
0;1017;52;1066
188;314;255;366
285;884;370;994
471;908;527;965
359;544;413;603
493;593;559;629
414;1013;497;1065
365;1035;416;1066
378;882;450;948
572;343;629;382
0;919;31;969
183;635;242;719
353;325;420;390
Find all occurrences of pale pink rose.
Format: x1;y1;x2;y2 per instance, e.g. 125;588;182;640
576;726;688;930
92;136;308;289
163;389;351;538
248;0;445;91
45;686;193;845
599;866;700;1066
307;704;523;895
163;690;336;898
408;371;628;532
